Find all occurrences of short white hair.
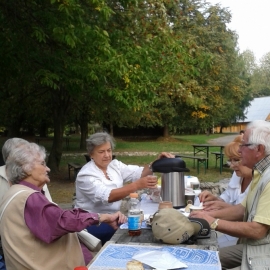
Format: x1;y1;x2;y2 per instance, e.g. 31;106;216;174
2;138;29;162
246;120;270;155
6;143;46;184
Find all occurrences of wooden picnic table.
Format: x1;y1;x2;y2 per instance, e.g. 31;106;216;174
192;144;225;174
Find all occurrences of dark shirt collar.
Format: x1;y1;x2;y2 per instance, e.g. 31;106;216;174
20;180;45;195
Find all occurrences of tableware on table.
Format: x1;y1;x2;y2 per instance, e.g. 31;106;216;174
190;181;200;190
158;201;173;210
151;158;189;209
185;193;195;205
189;205;204;212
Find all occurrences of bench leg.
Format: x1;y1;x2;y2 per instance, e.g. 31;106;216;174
68;164;71;180
74;168;80;180
197;159;207;174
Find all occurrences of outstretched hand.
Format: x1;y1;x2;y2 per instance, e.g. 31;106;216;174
199;190;219;203
100;211;127;230
203;200;230;211
189;210;216;225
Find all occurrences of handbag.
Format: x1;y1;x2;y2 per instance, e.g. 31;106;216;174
77;230;102;252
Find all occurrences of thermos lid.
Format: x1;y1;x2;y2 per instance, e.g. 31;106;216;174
151;157;190;173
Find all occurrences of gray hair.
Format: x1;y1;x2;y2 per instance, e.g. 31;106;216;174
6;142;46;184
86;132;115;154
2;138;29;162
246;120;270;155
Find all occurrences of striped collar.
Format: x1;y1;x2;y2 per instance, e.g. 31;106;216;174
254;155;270;174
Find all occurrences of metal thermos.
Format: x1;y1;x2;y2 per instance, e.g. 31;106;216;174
152;157;190;209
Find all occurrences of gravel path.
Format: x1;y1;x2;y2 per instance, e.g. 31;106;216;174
207;134;238;145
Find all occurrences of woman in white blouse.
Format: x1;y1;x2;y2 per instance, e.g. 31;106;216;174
75;132;173;244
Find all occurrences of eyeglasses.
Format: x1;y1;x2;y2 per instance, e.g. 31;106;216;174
239;143;254;148
227;159;241;166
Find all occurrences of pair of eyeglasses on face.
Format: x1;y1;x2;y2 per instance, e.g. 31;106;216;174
239;143;254;148
227;159;241;166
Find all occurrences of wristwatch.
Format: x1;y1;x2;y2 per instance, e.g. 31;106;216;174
210;219;220;230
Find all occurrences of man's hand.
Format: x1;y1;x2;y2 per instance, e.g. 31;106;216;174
189;210;216;226
199;190;220;202
203;200;231;211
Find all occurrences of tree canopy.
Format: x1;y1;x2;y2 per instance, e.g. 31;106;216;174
0;0;253;171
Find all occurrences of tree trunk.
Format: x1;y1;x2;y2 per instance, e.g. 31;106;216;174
39;120;48;137
7;115;24;137
79;120;88;150
109;123;114;136
47;88;70;173
163;125;169;138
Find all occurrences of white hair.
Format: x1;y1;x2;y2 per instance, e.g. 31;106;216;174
246;120;270;155
6;142;46;184
2;138;29;162
86;132;115;154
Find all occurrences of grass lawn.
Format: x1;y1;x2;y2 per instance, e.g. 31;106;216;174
59;133;234;183
0;133;235;203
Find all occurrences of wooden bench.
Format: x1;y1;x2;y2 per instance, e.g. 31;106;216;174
176;155;208;174
211;152;225;168
68;162;83;180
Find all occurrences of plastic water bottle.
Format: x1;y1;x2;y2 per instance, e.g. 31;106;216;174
128;193;141;236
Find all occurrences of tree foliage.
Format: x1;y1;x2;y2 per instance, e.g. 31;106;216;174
0;0;252;171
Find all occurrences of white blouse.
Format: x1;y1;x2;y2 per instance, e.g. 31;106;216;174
220;171;250;205
75;159;143;213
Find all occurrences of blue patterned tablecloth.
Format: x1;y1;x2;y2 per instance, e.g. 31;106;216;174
89;243;221;270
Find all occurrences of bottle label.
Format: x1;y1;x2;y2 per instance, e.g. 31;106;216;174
128;215;141;230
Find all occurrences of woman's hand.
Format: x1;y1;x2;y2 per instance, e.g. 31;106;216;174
203;200;231;211
135;175;158;190
199;190;219;202
100;211;127;229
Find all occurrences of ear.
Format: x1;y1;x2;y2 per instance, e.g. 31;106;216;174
256;144;266;159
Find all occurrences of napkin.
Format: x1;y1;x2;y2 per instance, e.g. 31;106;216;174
132;250;187;269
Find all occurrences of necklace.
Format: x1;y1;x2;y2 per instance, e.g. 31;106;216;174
92;160;111;181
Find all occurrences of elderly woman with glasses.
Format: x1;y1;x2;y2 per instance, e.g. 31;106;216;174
199;135;252;211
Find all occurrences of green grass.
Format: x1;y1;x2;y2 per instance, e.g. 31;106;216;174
59;133;234;183
0;133;234;183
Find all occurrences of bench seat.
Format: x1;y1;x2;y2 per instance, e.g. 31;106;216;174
176;155;208;174
210;152;225;168
68;162;83;180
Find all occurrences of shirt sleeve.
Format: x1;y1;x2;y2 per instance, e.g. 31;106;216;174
76;173;113;205
24;192;99;243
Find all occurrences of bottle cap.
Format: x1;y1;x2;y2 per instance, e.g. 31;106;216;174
74;267;88;270
130;193;138;198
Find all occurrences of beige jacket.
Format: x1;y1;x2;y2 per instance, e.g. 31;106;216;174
0;185;85;270
241;166;270;269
